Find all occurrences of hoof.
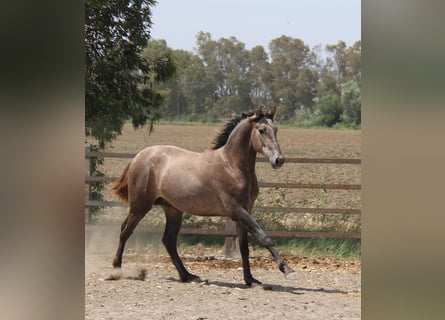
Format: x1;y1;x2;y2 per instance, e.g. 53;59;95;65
285;271;297;280
106;269;123;281
245;277;262;287
181;274;201;283
112;259;122;268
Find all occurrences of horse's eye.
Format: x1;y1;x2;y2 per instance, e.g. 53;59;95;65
258;128;266;135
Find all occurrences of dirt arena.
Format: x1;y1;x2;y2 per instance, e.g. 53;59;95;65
85;227;360;320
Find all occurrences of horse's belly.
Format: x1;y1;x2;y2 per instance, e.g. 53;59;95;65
160;182;226;216
151;146;229;216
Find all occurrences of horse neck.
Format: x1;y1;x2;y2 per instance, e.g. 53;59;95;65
222;120;257;174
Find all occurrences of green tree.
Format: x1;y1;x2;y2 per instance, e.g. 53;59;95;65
248;45;272;106
141;39;176;88
348;41;361;85
326;40;361;86
196;32;252;116
140;39;178;119
85;0;175;148
167;49;216;120
326;41;348;81
159;49;191;120
312;44;341;97
340;80;361;125
269;35;318;120
314;94;342;127
85;0;175;216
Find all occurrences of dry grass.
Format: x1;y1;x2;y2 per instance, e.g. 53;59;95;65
87;122;361;234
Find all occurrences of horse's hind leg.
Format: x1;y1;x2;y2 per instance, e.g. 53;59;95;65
161;205;200;282
112;207;149;268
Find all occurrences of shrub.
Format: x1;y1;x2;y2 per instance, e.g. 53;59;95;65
340;80;361;125
313;94;342;127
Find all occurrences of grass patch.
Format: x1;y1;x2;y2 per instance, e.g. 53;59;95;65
270;238;361;259
123;232;360;260
177;234;360;260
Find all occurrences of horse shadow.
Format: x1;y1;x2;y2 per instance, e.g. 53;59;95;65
165;277;348;295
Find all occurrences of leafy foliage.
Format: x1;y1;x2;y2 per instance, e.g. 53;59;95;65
341;80;361;125
269;36;318;120
85;0;176;148
87;144;105;219
313;95;342;127
146;33;360;127
326;40;361;84
85;0;177;215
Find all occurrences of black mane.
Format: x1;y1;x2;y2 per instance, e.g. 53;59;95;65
210;110;262;150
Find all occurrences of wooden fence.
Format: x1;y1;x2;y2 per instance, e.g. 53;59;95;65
85;149;361;247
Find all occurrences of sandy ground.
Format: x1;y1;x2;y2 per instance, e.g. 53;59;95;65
86;228;360;320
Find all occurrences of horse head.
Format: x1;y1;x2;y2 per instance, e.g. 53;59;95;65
249;106;285;169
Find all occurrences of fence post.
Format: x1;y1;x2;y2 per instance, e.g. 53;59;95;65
85;144;92;224
224;218;240;258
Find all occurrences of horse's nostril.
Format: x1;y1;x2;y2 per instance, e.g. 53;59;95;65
275;156;285;166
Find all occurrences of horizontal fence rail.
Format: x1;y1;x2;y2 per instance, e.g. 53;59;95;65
85;151;361;164
85;200;361;215
85;176;361;191
85;150;361;241
86;224;361;240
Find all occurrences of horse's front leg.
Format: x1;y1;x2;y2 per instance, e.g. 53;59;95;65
236;223;261;286
229;205;296;280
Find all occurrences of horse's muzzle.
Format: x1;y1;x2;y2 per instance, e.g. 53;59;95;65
272;156;285;169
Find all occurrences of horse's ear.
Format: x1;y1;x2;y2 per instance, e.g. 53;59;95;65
267;106;277;120
255;106;263;118
248;106;263;122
